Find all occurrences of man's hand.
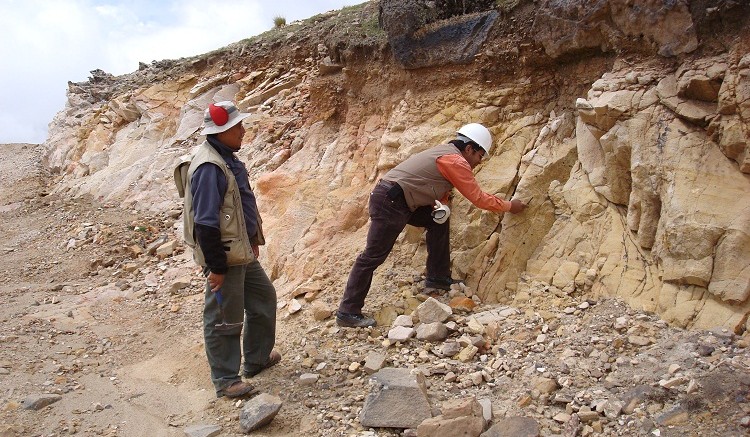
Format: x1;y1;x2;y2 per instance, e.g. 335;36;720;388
252;244;260;259
207;271;225;292
509;199;527;214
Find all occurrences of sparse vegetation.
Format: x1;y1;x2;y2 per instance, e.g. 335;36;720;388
273;15;286;28
322;2;387;49
360;14;384;37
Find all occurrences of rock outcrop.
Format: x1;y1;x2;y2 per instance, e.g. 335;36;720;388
40;0;750;332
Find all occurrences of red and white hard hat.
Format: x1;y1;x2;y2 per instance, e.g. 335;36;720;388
201;101;251;135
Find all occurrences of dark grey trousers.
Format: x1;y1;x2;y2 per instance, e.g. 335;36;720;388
203;260;276;394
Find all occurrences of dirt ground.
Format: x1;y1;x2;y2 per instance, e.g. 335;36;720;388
0;143;312;436
2;143;750;437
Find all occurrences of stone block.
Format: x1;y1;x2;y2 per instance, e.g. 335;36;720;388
417;397;486;437
184;424;221;437
416;322;448;341
388;326;415;342
477;398;492;422
364;352;387;374
458;344;478;362
299;373;319;386
393;314;414;327
438;341;461;358
442;397;484;420
417;415;484;437
239;393;283;432
146;237;166;255
480;416;539;437
448;296;476;312
466;317;485;335
415;297;452;324
155;239;177;257
360;368;432;428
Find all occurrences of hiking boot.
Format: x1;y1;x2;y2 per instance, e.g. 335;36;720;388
424;276;458;291
218;381;259;398
243;350;282;378
336;311;376;328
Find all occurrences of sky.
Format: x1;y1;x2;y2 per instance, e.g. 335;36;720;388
0;0;362;144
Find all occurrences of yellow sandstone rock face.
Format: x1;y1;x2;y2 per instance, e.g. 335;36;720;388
41;2;750;332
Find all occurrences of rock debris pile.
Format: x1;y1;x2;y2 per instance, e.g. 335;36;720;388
1;155;748;435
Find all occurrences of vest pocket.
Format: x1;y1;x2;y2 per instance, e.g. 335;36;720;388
222;239;255;265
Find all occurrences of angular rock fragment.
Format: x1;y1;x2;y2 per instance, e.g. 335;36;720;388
239;393;283;433
360;368;432;429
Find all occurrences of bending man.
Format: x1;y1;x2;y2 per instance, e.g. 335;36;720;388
336;123;527;328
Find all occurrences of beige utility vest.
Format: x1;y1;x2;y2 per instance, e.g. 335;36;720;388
383;143;459;211
182;141;256;267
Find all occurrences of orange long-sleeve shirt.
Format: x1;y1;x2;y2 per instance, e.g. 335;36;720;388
436;154;512;213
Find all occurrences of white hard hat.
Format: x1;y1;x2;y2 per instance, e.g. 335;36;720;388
457;123;492;154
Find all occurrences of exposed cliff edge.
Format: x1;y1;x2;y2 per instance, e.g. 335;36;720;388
41;0;750;332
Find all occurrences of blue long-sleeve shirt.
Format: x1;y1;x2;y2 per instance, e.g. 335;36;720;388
190;136;259;249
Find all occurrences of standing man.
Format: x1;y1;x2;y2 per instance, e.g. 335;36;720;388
336;123;527;328
181;101;281;398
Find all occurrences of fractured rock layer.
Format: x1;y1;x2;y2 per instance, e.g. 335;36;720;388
40;1;750;331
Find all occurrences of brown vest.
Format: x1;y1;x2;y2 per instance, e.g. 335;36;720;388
383;143;460;211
